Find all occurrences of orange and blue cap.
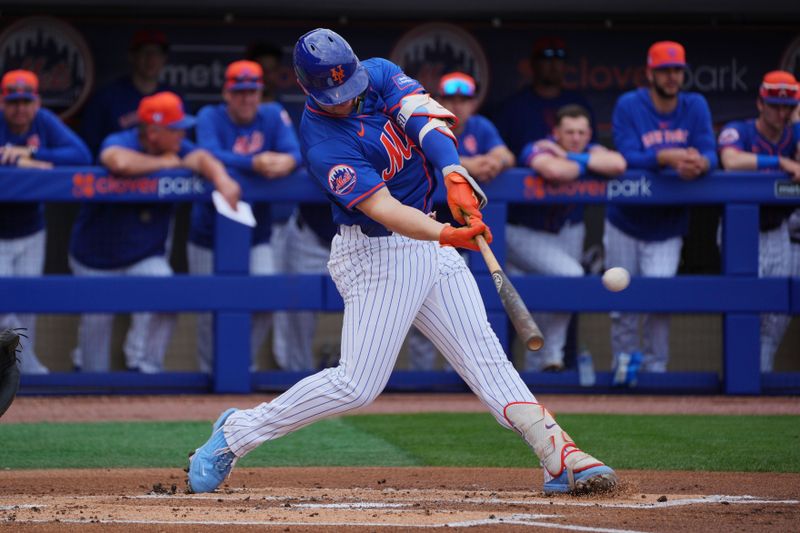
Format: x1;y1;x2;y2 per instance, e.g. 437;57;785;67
225;60;264;91
647;41;686;69
438;72;476;98
2;70;39;101
759;70;799;105
137;91;195;130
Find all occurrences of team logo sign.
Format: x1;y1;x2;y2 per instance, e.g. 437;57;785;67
328;164;358;196
390;23;490;108
0;16;94;119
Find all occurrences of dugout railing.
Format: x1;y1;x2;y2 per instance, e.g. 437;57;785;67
1;167;798;395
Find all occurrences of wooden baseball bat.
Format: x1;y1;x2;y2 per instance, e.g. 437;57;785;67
474;234;544;352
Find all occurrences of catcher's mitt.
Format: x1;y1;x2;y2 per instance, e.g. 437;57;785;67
0;328;25;418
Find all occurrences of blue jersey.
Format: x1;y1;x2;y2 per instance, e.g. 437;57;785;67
609;88;718;241
509;137;596;233
70;129;195;269
494;87;595;157
457;115;505;157
718;118;798;231
0;108;91;239
80;76;181;156
190;102;303;248
299;58;438;234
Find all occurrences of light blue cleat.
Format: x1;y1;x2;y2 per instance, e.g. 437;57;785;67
187;408;238;493
543;463;618;495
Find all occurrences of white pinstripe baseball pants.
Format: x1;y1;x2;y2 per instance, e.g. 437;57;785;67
0;230;48;374
758;221;791;372
187;242;276;373
505;222;585;370
223;226;536;457
70;254;176;373
604;220;682;372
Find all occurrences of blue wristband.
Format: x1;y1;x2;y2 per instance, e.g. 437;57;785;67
756;154;780;170
567;152;590;175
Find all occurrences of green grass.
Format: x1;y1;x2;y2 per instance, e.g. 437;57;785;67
1;413;798;472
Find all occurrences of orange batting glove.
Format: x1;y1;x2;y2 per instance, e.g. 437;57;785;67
439;219;493;252
444;171;482;225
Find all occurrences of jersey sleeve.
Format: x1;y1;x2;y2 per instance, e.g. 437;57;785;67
366;58;426;118
306;139;385;211
475;115;506;153
612;94;659;170
99;130;135;153
519;138;555;166
717;121;746;152
35;109;92;165
688;94;718;170
195;106;255;172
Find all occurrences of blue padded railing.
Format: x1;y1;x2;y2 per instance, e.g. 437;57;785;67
1;167;798;395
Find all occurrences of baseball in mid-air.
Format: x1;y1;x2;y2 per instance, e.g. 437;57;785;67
602;267;630;292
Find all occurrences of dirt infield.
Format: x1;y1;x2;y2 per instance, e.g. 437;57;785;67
2;394;799;531
1;468;798;532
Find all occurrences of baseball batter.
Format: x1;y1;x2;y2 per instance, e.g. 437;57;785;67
508;104;626;371
187;28;616;497
608;41;717;373
188;60;302;373
717;71;800;372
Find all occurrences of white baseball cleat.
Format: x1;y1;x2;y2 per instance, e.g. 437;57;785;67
504;402;618;495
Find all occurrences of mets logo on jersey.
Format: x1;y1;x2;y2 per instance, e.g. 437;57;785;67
463;134;478;155
380;121;413;180
717;127;740;146
328;164;358;196
331;65;346;84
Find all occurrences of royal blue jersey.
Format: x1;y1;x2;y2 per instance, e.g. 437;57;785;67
494;87;595;157
718;118;798;231
190;102;303;248
609;88;718;241
509;137;596;233
299;58;439;233
0;108;91;239
457;115;505;157
70;129;195;269
80;76;182;156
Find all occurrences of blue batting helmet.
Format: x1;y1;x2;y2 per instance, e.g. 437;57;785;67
293;28;369;106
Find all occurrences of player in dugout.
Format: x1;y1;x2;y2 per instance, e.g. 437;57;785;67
507;104;626;372
606;40;717;377
188;59;302;374
69;92;240;373
717;70;800;373
187;28;617;497
0;69;92;374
